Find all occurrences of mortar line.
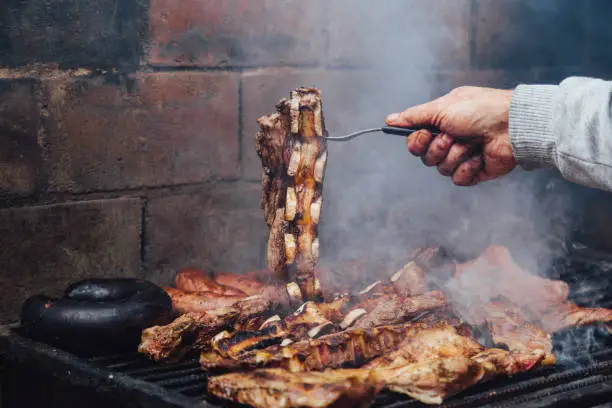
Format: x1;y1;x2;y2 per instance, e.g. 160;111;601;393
0;180;261;210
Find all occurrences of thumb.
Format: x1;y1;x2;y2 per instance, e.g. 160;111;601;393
386;99;442;128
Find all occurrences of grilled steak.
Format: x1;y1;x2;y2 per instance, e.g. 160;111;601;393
256;87;328;300
208;368;382;408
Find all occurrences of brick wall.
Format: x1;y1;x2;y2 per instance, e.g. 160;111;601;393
0;0;611;322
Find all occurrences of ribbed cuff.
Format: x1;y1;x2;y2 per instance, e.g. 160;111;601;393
509;84;558;170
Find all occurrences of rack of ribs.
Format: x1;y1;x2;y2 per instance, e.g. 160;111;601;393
207;325;547;406
256;87;328;300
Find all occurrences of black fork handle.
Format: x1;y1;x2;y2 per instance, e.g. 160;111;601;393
382;126;484;155
382;126;441;137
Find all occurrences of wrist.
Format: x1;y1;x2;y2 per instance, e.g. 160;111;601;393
509;84;558;170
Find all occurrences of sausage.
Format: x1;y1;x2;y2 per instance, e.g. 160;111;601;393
213;272;268;296
21;278;173;356
164;287;244;315
175;268;246;297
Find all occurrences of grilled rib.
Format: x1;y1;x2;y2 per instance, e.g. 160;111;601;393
139;312;231;362
256;87;328;300
211;300;341;358
200;323;451;373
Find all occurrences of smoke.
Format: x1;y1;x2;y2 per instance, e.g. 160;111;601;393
315;1;574;288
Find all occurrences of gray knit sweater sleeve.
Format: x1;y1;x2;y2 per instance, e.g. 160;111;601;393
509;77;612;191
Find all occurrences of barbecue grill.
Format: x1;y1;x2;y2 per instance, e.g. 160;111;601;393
3;243;612;408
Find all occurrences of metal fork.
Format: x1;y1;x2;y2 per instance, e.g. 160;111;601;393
322;126;441;142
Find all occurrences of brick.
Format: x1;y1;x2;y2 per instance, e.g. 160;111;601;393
144;183;267;284
1;0;145;69
0;198;142;322
241;68;436;180
326;0;471;69
148;0;325;67
0;78;42;199
44;72;240;193
473;0;588;69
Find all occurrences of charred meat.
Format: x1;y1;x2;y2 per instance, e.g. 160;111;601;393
208;368;382;408
256;87;328;300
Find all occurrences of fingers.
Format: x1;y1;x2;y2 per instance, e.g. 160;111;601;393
387;99;443;128
405;131;483;187
422;134;453;167
437;143;473;176
452;155;483;186
406;130;434;156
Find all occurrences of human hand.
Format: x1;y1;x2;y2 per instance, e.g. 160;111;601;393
386;86;516;186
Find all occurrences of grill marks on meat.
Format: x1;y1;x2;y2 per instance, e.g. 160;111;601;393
210;300;343;359
207;326;546;406
139;312;229;362
256;88;328;300
200;291;450;368
208;369;382;408
201;323;436;373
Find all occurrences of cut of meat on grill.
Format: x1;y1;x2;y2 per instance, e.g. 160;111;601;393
364;325;484;370
256;87;328;300
208;368;382;408
207;338;547;407
390;247;452;297
200;323;440;373
471;348;546;378
139;282;320;362
375;348;546;405
449;245;612;337
213;271;273;297
537;302;612;333
469;300;556;366
375;356;484;405
210;300;342;359
163;287;243;315
348;291;448;329
139;312;231;362
174;269;247;297
451;245;570;313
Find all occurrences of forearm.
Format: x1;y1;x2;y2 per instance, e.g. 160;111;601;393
510;77;612;191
